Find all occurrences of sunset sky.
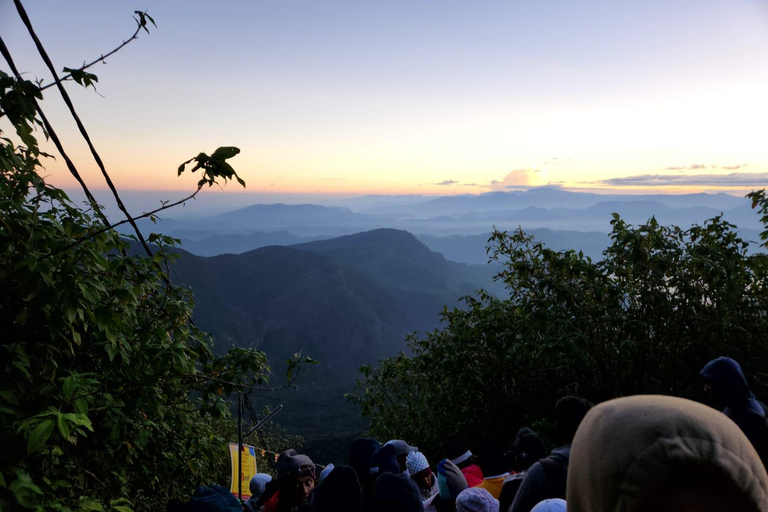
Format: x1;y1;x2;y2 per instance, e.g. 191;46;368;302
2;0;767;198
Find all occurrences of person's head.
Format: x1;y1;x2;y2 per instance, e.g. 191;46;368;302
369;443;400;478
436;459;468;501
700;356;755;409
276;449;317;507
530;498;566;512
406;451;433;491
443;434;474;470
455;487;499;512
566;395;768;512
385;439;418;472
349;438;380;477
554;396;593;444
174;485;243;511
474;438;505;476
249;474;272;503
509;427;547;473
374;472;424;512
311;465;363;512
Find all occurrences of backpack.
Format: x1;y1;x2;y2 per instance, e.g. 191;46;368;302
537;457;568;500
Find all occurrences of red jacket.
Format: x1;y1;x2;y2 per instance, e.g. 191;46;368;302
462;464;484;487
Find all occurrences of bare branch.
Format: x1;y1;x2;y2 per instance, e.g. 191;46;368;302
39;11;150;92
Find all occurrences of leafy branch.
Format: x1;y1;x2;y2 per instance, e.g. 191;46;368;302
39;11;155;92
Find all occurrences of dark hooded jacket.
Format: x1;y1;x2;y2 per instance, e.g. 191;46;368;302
701;357;768;454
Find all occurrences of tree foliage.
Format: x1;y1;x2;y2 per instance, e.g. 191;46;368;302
354;201;768;459
0;15;284;512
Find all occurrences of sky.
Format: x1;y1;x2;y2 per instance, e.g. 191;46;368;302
2;0;768;200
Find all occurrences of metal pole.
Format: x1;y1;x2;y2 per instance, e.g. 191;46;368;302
237;391;243;502
244;404;284;438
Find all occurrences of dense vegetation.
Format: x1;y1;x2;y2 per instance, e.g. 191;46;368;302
354;198;768;458
0;10;304;511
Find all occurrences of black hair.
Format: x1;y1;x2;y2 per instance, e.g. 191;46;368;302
554;396;593;443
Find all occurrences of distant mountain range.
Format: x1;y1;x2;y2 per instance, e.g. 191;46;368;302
130;189;762;246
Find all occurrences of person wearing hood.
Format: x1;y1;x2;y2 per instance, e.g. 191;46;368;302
566;394;768;512
499;428;547;512
245;474;273;512
310;465;363;512
701;356;768;465
374;472;425;512
408;451;439;501
349;438;381;511
444;434;484;487
509;396;592;512
263;449;317;512
424;459;469;512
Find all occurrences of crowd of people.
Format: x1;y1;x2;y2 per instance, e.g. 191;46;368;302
172;357;768;512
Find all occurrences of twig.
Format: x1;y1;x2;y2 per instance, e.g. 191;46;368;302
14;0;156;263
39;13;148;91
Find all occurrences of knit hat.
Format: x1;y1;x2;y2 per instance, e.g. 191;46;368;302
369;443;400;477
374;472;424;512
436;459;468;500
249;474;272;501
456;488;500;512
311;465;363;512
530;499;567;512
276;449;315;480
444;435;473;466
385;439;419;458
406;451;431;478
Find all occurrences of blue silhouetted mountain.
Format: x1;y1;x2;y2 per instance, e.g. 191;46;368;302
178;231;330;256
166;229;499;453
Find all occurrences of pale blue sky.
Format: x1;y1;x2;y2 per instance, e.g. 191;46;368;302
2;0;767;196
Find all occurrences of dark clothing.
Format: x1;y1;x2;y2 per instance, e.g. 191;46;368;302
507;445;569;512
498;473;524;512
701;356;768;465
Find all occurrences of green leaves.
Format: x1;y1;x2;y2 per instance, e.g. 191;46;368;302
26;420;54;454
357;205;768;459
62;67;99;90
178;146;246;188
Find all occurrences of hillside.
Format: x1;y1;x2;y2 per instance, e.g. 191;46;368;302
168;229;497;460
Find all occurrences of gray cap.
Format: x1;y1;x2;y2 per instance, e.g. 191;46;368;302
385;440;418;457
276;449;315;479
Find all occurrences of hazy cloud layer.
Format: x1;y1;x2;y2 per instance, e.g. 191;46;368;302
433;179;459;186
601;171;768;187
663;163;748;171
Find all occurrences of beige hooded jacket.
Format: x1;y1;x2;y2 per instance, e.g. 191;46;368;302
566;395;768;512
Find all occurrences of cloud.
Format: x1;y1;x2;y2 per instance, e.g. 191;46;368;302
664;164;707;171
433;179;459;186
721;163;749;170
662;163;749;171
490;168;538;190
600;171;768;187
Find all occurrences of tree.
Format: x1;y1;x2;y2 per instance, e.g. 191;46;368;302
354;197;768;460
0;6;299;512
